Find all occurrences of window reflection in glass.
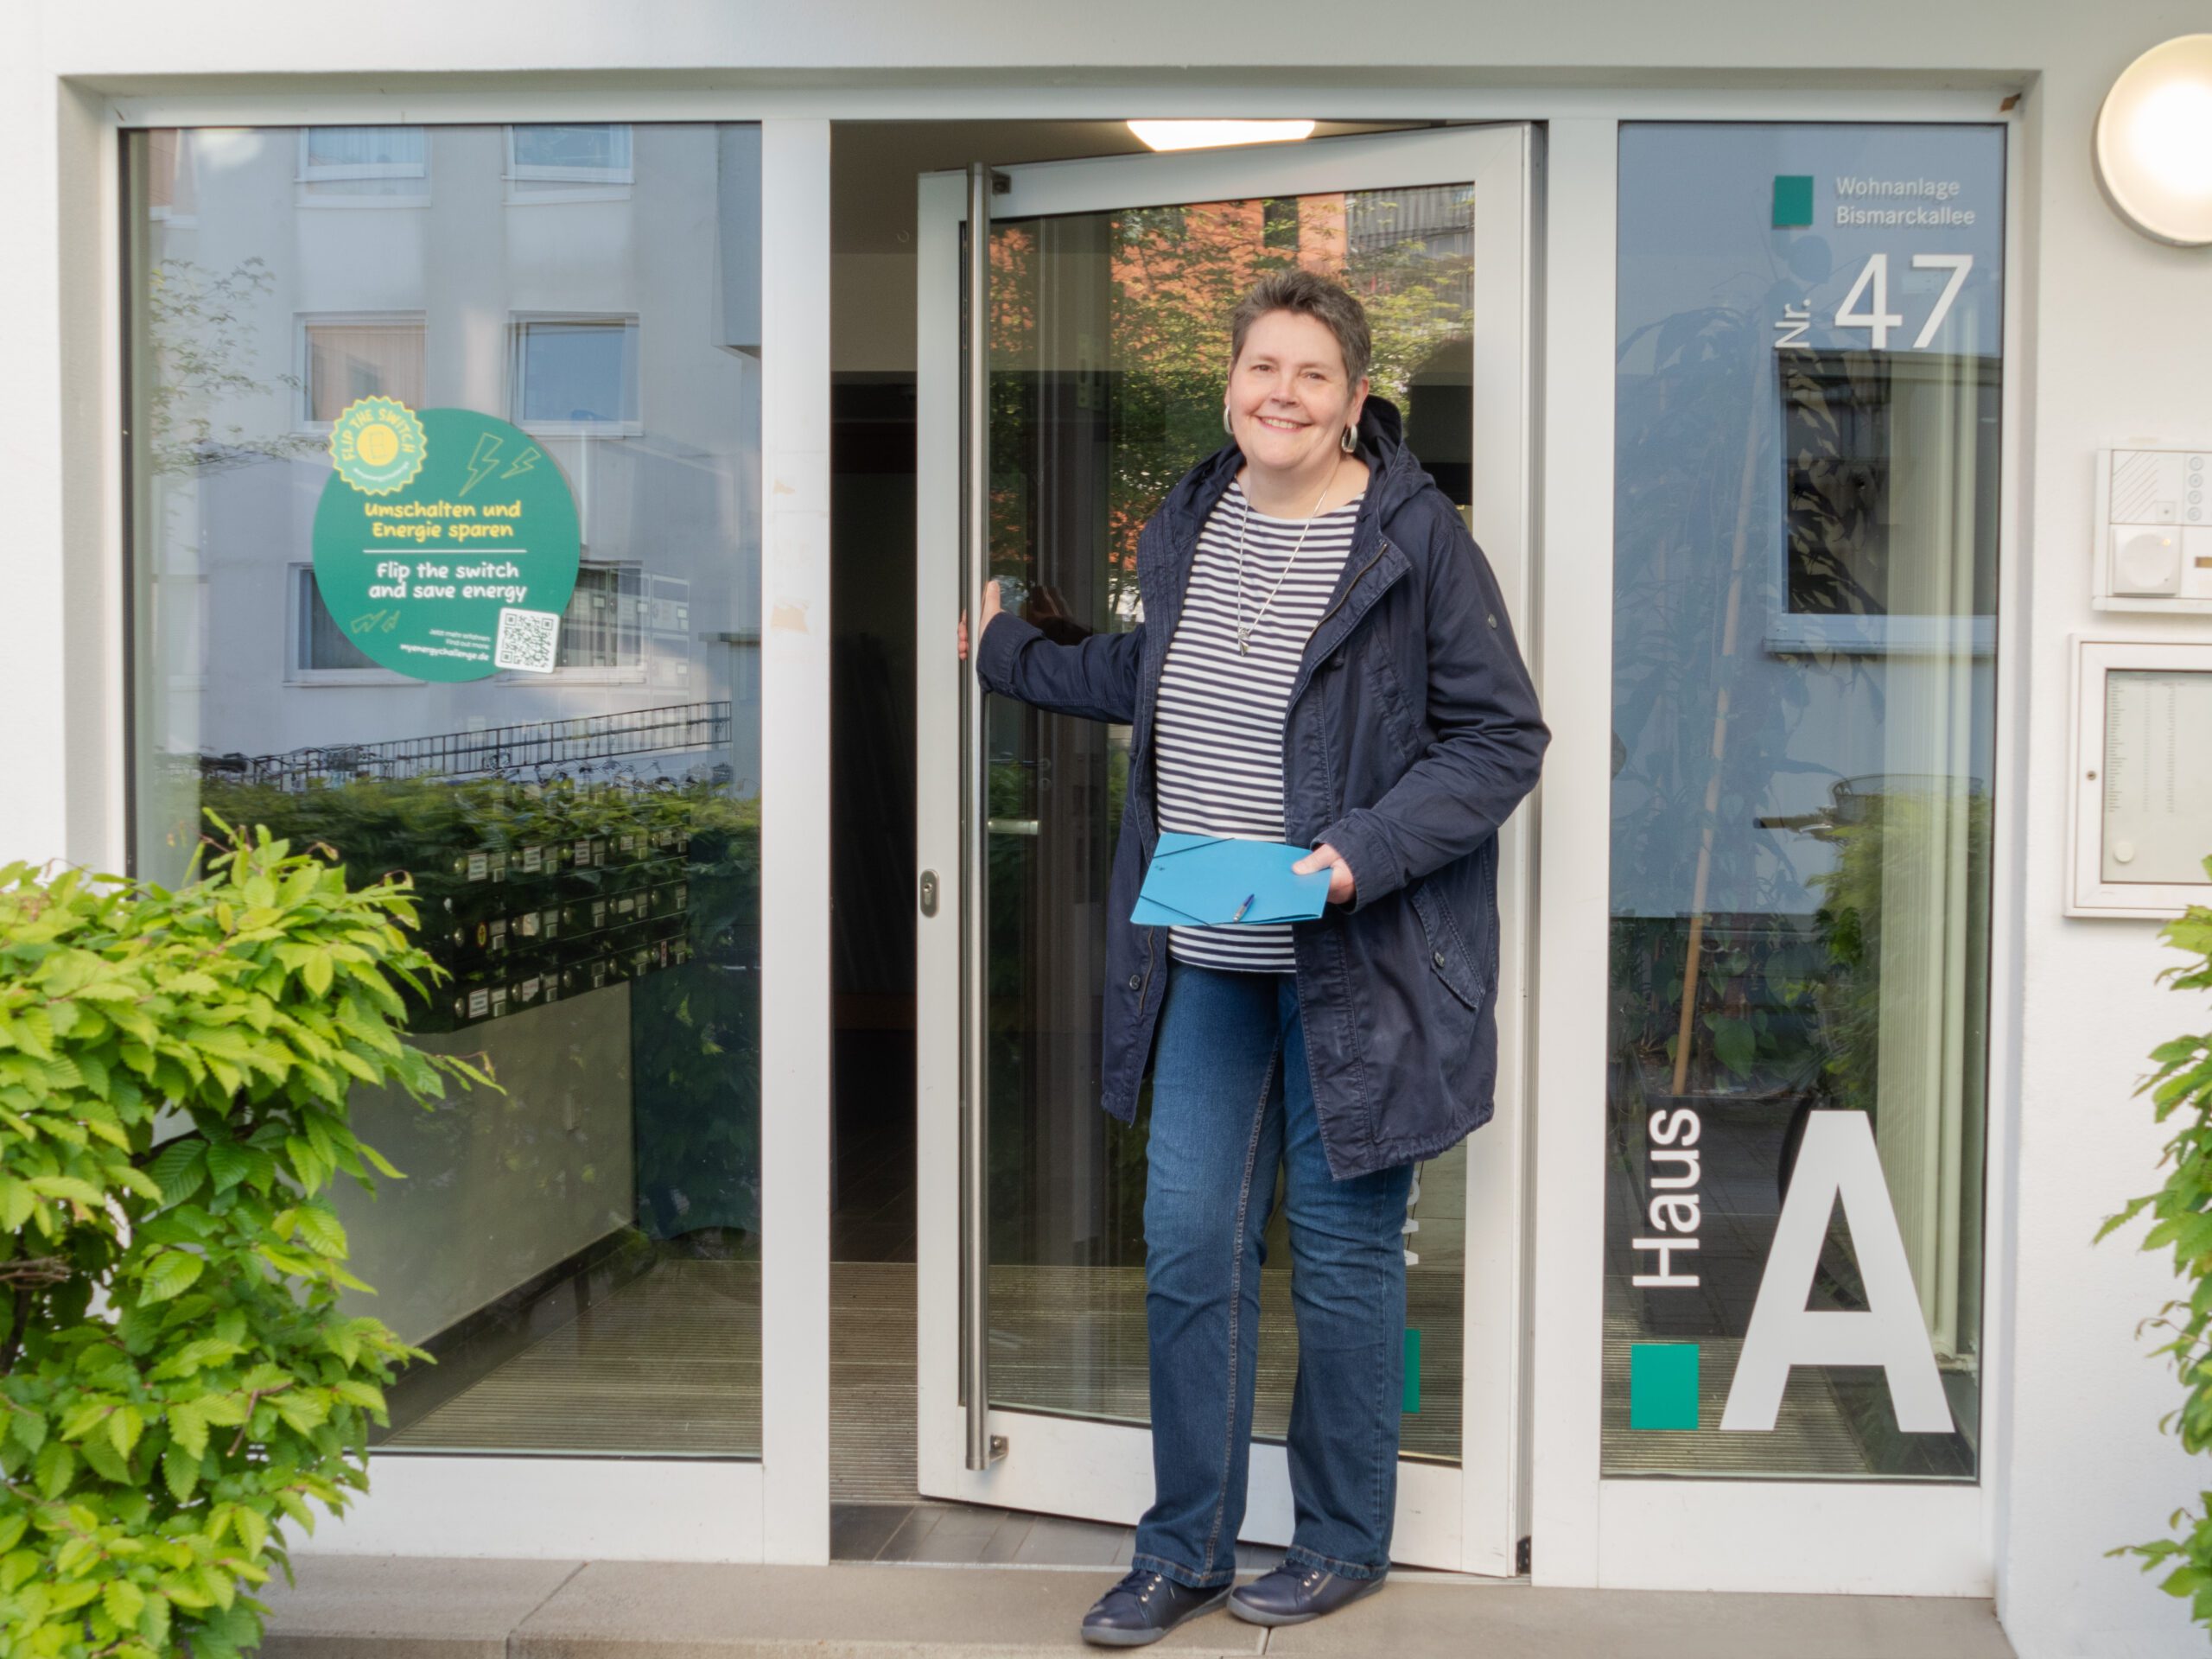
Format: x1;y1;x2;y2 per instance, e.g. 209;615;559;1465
1605;124;2001;1480
511;124;635;182
304;317;427;424
126;124;764;1459
983;184;1479;1463
300;126;429;199
513;317;641;427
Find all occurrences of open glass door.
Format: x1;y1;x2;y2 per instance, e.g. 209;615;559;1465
914;125;1535;1574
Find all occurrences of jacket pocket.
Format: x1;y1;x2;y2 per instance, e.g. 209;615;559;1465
1408;879;1487;1010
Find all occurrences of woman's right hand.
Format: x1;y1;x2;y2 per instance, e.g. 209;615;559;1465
957;579;1003;662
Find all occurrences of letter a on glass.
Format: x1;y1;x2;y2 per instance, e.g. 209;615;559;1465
1719;1111;1955;1433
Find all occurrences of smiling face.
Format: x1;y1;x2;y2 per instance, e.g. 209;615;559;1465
1225;308;1369;483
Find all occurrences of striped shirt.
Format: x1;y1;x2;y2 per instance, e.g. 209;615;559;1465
1154;477;1365;973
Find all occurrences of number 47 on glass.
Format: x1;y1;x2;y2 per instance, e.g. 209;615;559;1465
1774;253;1974;352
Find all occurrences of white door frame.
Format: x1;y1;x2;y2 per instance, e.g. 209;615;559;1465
912;124;1536;1576
45;68;2021;1593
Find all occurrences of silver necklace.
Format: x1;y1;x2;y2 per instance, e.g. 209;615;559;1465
1234;462;1342;656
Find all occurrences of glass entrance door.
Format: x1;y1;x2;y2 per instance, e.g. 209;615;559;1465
914;126;1535;1573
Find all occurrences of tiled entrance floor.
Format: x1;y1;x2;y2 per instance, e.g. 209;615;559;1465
256;1554;2019;1657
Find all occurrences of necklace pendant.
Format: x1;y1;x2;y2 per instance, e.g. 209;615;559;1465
1236;632;1250;656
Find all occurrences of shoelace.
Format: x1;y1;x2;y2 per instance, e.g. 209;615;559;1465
1111;1568;1168;1604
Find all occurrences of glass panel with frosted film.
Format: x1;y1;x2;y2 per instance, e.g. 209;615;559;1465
125;124;765;1457
1604;124;1999;1478
982;184;1476;1462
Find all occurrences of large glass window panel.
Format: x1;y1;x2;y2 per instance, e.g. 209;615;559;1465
982;185;1477;1463
126;123;764;1459
1605;124;2001;1479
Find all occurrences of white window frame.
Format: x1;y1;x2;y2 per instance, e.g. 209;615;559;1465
295;310;428;435
505;122;636;202
509;311;644;436
295;124;431;207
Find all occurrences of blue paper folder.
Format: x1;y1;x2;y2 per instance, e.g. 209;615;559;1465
1130;832;1332;927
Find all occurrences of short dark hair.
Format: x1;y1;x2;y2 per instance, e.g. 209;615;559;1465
1229;269;1372;386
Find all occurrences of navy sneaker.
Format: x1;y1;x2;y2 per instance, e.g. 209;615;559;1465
1078;1567;1230;1646
1227;1560;1388;1626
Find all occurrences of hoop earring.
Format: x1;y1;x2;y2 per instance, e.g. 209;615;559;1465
1340;423;1357;454
1223;404;1234;435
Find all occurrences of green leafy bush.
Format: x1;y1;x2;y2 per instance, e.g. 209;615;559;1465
0;823;482;1658
2102;871;2212;1628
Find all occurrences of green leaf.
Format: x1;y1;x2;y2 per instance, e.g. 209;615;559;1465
229;1504;269;1556
25;1174;103;1208
138;1250;204;1306
294;1205;347;1259
9;1407;48;1454
105;1576;147;1627
162;1443;198;1503
1706;1014;1757;1078
148;1137;208;1205
108;1403;144;1462
34;1439;76;1499
206;1140;251;1194
358;1141;404;1179
168;1401;209;1460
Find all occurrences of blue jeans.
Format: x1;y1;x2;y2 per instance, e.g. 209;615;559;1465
1133;960;1414;1589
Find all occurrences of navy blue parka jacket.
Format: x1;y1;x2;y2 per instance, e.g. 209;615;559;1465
974;396;1548;1179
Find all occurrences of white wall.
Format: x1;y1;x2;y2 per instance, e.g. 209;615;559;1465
4;3;2209;1652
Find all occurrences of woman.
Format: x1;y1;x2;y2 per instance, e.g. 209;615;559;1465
958;269;1548;1644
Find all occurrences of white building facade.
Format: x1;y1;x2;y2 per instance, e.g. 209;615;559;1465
3;7;2209;1656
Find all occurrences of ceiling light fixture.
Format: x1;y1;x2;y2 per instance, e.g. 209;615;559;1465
1127;120;1318;153
2094;35;2212;247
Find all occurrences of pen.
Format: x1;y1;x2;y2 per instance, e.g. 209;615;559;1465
1230;893;1255;923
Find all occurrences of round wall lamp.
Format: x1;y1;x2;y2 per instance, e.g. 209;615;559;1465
2094;34;2212;247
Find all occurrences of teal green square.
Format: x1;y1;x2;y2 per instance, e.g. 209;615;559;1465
1402;1328;1421;1414
1630;1343;1700;1430
1772;175;1814;227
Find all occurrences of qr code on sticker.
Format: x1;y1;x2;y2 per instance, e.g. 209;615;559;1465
494;607;562;673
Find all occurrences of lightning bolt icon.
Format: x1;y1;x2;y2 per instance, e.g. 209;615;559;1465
501;448;542;480
459;433;504;496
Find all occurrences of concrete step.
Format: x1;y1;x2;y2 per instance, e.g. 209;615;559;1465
256;1554;2017;1658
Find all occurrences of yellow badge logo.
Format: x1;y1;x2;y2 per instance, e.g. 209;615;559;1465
329;397;429;495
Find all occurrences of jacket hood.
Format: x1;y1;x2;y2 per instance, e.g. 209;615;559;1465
1163;393;1433;531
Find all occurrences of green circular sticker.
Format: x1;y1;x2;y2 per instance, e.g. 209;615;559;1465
311;406;582;683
